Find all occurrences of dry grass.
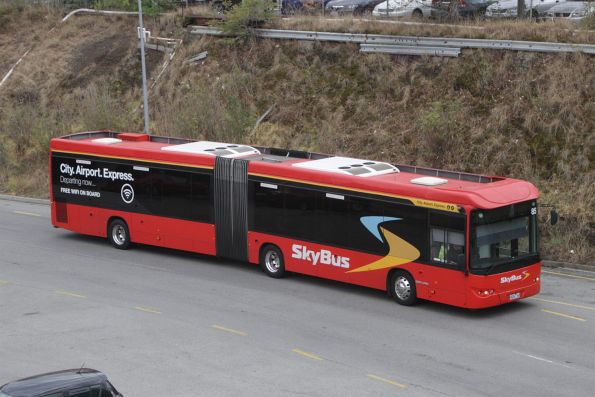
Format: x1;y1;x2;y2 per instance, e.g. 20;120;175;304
0;7;593;264
0;1;62;73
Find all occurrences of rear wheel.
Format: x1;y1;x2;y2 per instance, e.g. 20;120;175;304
260;245;286;278
108;219;131;250
390;270;417;306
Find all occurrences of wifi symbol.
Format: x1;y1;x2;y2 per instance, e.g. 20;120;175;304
121;184;134;204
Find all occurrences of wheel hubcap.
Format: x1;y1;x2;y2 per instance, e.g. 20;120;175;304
265;251;280;273
395;276;411;301
113;225;126;245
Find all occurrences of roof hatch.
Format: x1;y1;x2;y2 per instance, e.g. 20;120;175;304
161;141;260;158
410;176;448;186
92;138;122;144
293;157;399;177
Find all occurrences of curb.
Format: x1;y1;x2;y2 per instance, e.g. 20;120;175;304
542;260;594;272
0;194;49;206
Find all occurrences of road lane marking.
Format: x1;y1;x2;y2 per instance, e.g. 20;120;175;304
0;279;9;285
13;210;41;217
291;348;323;361
512;351;572;369
134;306;162;314
212;324;247;336
367;374;406;389
529;297;595;311
55;290;86;298
542;270;595;282
542;309;586;322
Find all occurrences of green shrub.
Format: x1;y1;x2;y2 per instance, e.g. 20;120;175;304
219;0;276;39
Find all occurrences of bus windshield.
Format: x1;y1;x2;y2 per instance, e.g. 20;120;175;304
470;201;538;274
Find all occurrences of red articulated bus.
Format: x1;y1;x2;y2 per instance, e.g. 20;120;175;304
50;131;541;309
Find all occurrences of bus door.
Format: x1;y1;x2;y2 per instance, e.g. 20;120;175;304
425;211;468;306
214;157;249;261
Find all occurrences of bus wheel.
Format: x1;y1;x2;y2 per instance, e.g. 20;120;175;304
390;271;417;306
260;245;285;279
108;219;131;250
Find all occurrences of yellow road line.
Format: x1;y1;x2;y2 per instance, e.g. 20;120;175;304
55;290;86;298
212;324;247;336
542;270;595;282
134;306;162;314
291;348;324;361
0;279;9;285
541;309;586;322
13;210;41;217
529;297;595;312
367;374;406;389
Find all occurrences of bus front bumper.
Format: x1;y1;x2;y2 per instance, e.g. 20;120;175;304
466;278;541;309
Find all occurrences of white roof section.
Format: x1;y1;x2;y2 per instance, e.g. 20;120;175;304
161;141;260;158
410;176;448;186
293;156;399;177
92;138;122;144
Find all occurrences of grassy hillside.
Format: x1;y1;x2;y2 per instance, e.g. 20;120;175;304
0;5;593;264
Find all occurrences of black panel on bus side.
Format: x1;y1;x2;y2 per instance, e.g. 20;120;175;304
248;177;429;260
51;152;213;223
214;157;248;261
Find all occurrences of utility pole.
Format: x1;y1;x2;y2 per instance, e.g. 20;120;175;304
137;0;150;134
518;0;525;18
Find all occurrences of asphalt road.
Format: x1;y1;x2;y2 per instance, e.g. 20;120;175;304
1;198;594;397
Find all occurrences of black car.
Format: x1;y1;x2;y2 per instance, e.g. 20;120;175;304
0;369;122;397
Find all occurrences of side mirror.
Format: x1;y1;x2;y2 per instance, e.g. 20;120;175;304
550;209;558;226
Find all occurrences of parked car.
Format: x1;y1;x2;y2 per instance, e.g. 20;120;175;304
546;0;594;20
372;0;432;17
485;0;564;18
0;369;122;397
282;0;330;13
431;0;496;18
325;0;387;14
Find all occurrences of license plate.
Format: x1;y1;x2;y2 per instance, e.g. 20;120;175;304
509;292;521;300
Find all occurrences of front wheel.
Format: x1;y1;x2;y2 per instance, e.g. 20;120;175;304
390;271;417;306
412;9;423;19
260;245;286;278
108;219;131;250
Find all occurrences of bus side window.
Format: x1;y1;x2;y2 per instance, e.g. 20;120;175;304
431;228;465;266
430;212;466;269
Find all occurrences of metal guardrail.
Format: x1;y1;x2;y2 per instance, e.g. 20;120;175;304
360;44;460;57
190;26;595;55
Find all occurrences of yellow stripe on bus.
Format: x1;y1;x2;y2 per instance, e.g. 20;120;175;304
248;172;460;213
51;150;213;170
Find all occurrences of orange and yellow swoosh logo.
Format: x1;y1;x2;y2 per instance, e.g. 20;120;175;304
348;224;420;273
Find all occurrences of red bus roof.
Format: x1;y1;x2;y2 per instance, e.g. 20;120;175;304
50;131;539;211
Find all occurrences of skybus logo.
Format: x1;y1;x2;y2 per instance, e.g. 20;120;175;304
291;245;350;269
500;271;530;284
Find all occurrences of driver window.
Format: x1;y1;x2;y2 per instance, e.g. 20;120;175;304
431;228;465;266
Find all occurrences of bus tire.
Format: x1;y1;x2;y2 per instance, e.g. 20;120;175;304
108;219;131;250
260;245;285;279
389;270;417;306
